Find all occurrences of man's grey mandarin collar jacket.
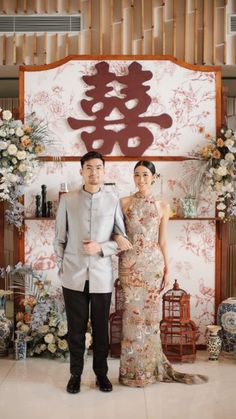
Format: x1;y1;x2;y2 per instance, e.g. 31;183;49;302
53;186;126;293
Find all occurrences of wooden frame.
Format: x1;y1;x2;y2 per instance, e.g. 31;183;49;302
18;54;222;317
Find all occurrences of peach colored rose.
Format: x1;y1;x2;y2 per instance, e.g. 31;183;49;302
35;144;44;154
21;135;32;148
23;125;33;134
212;149;221;159
216;138;224;147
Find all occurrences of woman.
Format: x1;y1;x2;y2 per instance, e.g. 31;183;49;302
115;160;207;387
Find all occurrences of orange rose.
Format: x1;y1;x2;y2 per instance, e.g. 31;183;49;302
216;138;224;147
23;125;33;134
201;145;214;158
21;135;32;148
212;149;221;159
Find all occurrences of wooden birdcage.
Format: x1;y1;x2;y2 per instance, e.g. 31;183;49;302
160;279;197;362
109;278;124;357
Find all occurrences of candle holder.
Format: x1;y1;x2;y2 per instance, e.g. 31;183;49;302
41;184;47;217
35;194;41;217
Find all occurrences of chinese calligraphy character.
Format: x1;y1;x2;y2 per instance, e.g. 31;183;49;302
68;61;172;156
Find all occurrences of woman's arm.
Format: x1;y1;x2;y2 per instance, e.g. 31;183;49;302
113;196;133;251
158;201;170;291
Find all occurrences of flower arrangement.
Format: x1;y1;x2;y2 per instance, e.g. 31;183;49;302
16;289;69;359
0;108;48;228
1;262;93;359
0;266;13;311
198;127;236;219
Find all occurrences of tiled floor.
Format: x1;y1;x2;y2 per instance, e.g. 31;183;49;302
0;351;235;419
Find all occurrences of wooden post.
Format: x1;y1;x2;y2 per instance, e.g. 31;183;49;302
22;34;26;65
3;34;7;65
173;0;176;57
33;33;38;65
202;0;206;64
212;0;216;65
13;33;17;65
184;0;188;61
141;0;144;54
0;203;5;268
223;0;227;65
194;0;198;64
162;1;166;55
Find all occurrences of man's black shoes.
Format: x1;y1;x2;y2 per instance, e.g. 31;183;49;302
66;374;81;394
96;375;113;392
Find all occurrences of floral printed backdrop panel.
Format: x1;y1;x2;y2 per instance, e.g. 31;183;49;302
24;161;215;343
167;220;215;344
23;59;217;156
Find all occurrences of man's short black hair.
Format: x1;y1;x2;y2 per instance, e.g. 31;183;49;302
80;151;105;168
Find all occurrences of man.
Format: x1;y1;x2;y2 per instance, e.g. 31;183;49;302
54;151;131;394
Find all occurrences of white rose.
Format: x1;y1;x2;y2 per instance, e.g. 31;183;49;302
57;321;68;337
0;140;8;149
16;150;26;160
218;211;225;218
0;129;7;137
48;343;57;353
224;153;235;161
2;110;12;120
58;339;68;351
216;166;227;176
216;203;226;210
225;129;233;138
44;333;55;344
11;157;17;164
20;324;30;333
7;144;18;155
9;128;15;135
18;163;27;172
15;127;24;137
49;317;57;327
224;139;234;147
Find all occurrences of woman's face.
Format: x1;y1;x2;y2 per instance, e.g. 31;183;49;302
133;165;155;193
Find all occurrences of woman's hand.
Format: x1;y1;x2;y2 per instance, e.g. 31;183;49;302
113;235;133;251
160;269;170;292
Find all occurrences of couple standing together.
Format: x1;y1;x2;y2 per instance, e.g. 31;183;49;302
54;151;207;394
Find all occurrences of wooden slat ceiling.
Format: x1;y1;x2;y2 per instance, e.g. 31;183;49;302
0;0;235;66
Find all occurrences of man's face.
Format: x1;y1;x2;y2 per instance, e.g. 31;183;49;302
80;158;105;187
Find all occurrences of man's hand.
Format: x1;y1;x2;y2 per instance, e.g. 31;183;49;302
113;235;133;251
83;240;102;255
